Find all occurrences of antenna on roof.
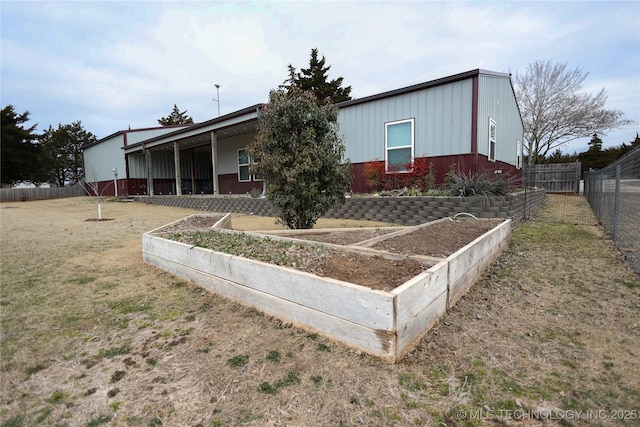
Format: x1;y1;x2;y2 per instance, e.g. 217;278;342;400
213;84;221;117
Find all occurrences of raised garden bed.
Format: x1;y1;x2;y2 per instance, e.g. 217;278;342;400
142;214;511;362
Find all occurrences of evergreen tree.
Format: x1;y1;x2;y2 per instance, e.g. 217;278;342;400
248;86;352;229
542;148;579;164
158;104;194;126
587;133;603;152
285;48;352;104
0;105;44;185
40;121;97;186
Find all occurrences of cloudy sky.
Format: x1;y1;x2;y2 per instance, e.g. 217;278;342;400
1;1;638;154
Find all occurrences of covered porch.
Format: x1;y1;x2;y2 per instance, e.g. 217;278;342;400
122;105;263;197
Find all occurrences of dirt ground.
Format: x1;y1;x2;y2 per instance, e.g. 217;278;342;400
1;195;639;426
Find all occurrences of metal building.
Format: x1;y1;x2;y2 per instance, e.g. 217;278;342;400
83;69;523;196
339;69;524;192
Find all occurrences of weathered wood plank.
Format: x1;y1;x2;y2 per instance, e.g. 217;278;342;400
260;226;407;236
447;220;511;285
146;212;231;234
523;162;581;193
448;231;507;309
393;261;448;328
396;291;447;357
143;234;396;331
143;252;396;360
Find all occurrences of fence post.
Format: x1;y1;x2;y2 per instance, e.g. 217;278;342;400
597;174;604;220
612;164;621;241
575;162;581;193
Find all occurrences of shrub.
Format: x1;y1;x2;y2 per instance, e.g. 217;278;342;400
248;87;351;229
362;160;385;189
362;158;437;193
446;170;517;196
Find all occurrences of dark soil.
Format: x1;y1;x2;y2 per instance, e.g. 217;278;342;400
374;219;503;258
309;252;426;291
291;229;396;245
170;219;502;291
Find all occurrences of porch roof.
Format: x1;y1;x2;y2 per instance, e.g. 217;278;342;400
123;104;263;154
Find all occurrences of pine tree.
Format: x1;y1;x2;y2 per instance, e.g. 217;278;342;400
285;48;352;104
40;121;96;186
1;105;44;185
158;104;194;126
587;133;603;152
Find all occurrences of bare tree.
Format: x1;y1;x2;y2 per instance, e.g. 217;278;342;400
80;162;113;220
514;60;632;165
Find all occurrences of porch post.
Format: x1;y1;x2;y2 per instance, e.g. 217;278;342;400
145;147;154;196
190;149;196;194
173;141;182;196
211;131;219;196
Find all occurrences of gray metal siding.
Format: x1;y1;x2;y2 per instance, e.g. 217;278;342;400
217;131;256;175
83;135;126;181
477;75;523;166
338;79;473;163
151;151;174;179
127;152;146;179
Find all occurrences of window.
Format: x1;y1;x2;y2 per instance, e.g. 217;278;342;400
238;148;261;181
238;149;250;182
385;118;414;172
488;118;496;162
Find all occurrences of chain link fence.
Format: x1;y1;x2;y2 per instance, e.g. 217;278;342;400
584;147;640;274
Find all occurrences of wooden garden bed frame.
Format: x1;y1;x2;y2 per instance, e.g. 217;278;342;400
142;214;511;362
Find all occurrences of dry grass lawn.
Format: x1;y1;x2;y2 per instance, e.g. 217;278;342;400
1;195;638;426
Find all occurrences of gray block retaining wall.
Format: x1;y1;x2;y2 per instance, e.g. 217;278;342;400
133;188;546;226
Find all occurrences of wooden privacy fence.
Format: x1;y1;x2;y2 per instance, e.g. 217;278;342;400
0;182;87;202
522;162;581;193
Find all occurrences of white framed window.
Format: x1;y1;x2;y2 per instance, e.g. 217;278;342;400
238;148;261;181
488;117;496;162
238;148;250;182
385;118;414;172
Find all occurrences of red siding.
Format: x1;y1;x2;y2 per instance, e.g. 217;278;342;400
350;154;521;193
127;178;148;196
85;179;127;197
218;173;263;195
119;157;520;196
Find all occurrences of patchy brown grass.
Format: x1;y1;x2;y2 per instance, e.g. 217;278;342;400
1;195;638;426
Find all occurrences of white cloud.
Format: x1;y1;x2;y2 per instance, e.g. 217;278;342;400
1;0;638;142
